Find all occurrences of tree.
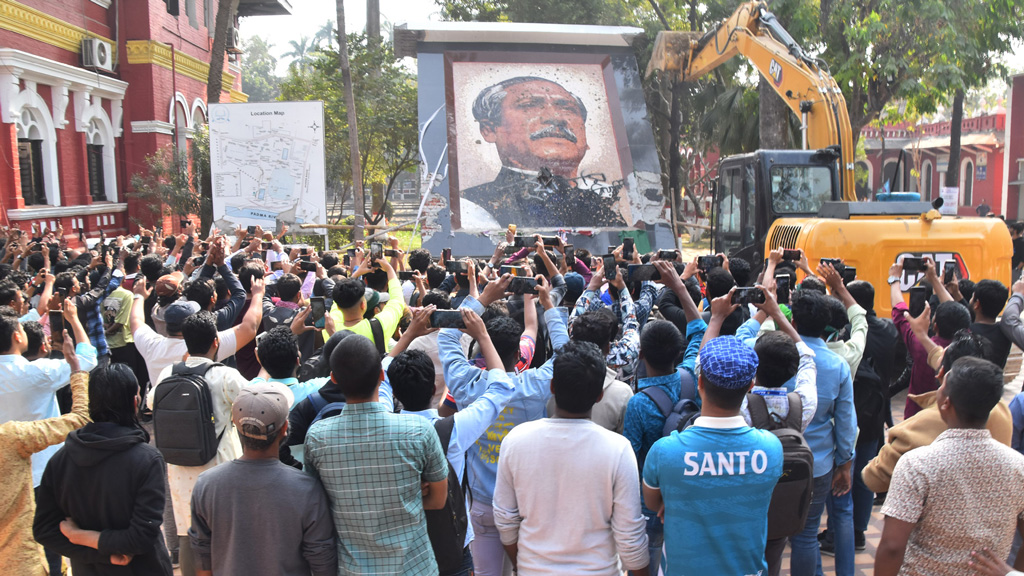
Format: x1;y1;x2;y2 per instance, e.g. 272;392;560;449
241;36;281;103
282;36;315;70
204;0;239;231
437;0;627;25
335;2;365;240
280;38;418;228
128;125;210;227
313;20;336;51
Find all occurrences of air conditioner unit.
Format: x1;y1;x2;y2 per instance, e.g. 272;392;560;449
226;27;242;54
82;38;113;73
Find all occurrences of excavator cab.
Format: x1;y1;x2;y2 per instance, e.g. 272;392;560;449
712;148;841;267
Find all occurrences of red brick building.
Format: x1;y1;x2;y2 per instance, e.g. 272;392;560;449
860;73;1024;219
0;0;288;242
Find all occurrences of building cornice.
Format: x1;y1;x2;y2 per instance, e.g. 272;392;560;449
8;202;127;220
125;40;235;92
228;88;248;103
0;0;116;59
0;48;127;99
130;120;174;135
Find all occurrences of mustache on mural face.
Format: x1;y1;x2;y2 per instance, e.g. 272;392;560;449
529;125;578;144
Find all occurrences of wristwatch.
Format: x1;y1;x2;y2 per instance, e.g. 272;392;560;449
887;275;900;285
486;262;494;269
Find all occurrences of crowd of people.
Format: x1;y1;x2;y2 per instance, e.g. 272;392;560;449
1;220;1024;576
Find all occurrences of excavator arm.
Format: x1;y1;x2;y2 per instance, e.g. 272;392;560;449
647;1;856;201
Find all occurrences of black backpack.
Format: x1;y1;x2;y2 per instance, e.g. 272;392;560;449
853;357;887;441
747;392;815;540
153;362;225;467
425;416;469;573
640;368;700;439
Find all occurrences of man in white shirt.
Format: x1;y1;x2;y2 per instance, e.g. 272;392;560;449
129;275;264;386
145;310;254;576
493;340;649;576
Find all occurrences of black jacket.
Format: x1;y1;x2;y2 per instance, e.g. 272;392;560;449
280;381;346;470
34;422;172;576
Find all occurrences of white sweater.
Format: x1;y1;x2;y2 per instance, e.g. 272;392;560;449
493;418;649;575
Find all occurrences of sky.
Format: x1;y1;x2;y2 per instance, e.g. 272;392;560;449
240;0;443;74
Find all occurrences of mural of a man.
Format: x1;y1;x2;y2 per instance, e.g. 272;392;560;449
460;76;625;228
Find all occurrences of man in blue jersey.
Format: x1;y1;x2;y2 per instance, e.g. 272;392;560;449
642;335;783;575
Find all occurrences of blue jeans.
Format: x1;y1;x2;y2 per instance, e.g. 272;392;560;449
852;440;880;532
823;488;855;575
791;472;840;576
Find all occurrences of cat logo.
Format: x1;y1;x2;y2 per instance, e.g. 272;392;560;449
769;59;783;86
895;252;970;292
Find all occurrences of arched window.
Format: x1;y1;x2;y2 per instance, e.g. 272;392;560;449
882;160;901;192
921;161;933;201
961;159;974;207
12;91;59;206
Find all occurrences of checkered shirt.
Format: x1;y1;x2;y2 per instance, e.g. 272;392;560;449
305;400;449;576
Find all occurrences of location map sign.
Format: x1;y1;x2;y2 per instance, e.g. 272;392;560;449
208;101;326;232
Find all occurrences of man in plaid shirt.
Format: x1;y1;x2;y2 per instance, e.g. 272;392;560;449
305;334;449;576
53;251;123;359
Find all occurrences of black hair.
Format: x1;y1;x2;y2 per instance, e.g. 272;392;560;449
958;279;977;303
942;329;989;372
180;311;218;355
139;254;165;283
753;331;799;388
945;356;1004;426
257;326;300;379
570;308;618;354
640;320;684;373
0;280;19;308
239;426;285;452
0;306;21;352
846;280;876;312
408;249;433;273
934;301;972;340
22;320;45;358
682;278;702;306
387;350;436;411
123;251;140;274
238;262;266;292
53;271;77;295
333;277;366;309
162;236;176;251
426;265;447;290
363;268;388;292
89;363;149;442
825;295;849;333
533;251;559;278
790;289;831;338
485;315;524;369
481;301;510;323
700;375;750;411
327;265;347;278
276;273;302;302
230;252;247;273
183;278;216;311
972;279;1008;319
329;335;382;399
551;341;606;413
214;276;228;304
729;257;752;287
799;276;828;294
26;252;45;273
422;289;452;310
705;267;736;300
320;252;339;270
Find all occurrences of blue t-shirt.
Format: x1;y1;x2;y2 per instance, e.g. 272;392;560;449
643;418;783;575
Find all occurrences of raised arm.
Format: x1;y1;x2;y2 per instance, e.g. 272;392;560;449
232;277;266;349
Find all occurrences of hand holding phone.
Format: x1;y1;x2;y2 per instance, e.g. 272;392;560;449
508;277;539;295
909;286;928;318
309;297;327;328
731;287;766;305
431;309;466;329
369;242;384;265
943;261;958;284
602;255;617;280
623;238;635;261
902;257;926;273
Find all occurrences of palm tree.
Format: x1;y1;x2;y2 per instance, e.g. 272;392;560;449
336;0;365;240
313;20;336;51
282;36;313;69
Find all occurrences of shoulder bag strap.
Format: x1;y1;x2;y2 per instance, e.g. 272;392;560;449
369;317;387;357
746;393;772;429
640;386;674;418
784;392;804;431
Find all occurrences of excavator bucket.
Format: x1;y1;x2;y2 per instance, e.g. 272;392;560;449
645;31;702;79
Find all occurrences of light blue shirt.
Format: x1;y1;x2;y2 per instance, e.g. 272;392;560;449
799;336;857;477
438;295;570;505
20;308;41;323
250;375;319;408
0;342;99;485
380;359;516;548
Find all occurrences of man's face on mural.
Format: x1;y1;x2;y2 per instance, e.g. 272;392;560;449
480;80;589;177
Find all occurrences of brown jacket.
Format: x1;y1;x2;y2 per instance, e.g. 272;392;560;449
0;371;89;575
862;391;1013;493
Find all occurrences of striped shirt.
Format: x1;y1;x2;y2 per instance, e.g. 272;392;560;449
305;401;448;576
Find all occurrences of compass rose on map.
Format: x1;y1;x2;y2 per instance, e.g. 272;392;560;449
309;120;320;133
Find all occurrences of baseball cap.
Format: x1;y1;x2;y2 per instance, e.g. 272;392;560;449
364;287;390;310
699;336;759;390
163;300;201;333
232;381;293;440
155;271;184;298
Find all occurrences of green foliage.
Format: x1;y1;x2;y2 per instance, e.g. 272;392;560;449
279;34;418;225
241;36;281;103
437;0;627;24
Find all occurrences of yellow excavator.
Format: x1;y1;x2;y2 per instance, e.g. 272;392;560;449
647;1;1010;314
